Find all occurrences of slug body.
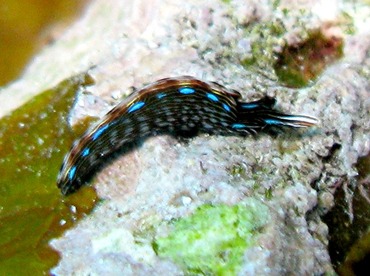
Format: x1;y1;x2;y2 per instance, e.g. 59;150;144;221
57;76;317;195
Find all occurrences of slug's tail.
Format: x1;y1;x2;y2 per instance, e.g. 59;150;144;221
232;96;318;133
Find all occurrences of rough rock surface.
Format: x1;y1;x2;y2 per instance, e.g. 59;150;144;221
1;0;369;275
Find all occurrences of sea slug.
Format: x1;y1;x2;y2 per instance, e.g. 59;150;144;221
57;76;317;195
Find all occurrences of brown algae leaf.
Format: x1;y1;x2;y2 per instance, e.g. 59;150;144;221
274;31;343;88
0;73;97;274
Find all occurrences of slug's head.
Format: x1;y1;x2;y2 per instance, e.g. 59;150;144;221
233;96;319;133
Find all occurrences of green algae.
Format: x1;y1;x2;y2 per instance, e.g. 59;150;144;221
229;163;247;178
0;73;98;274
241;20;286;70
154;200;269;275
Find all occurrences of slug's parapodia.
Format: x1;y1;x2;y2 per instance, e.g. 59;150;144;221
57;76;318;195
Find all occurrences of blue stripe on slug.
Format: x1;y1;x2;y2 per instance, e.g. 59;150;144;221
68;166;77;180
92;124;110;141
240;103;259;109
156;92;167;99
206;93;219;102
178;87;195;94
222;103;231;112
232;123;246;129
82;148;90;157
264;119;285;125
264;119;283;125
128;101;145;113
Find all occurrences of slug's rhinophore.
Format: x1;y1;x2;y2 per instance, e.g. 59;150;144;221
57;76;317;195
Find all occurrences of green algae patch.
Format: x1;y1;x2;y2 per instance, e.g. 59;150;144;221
274;31;343;88
241;20;286;70
0;73;98;274
154;200;270;275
